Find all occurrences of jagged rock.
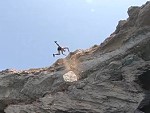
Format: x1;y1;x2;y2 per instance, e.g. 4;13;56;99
137;1;150;27
115;20;127;33
0;1;150;113
122;54;141;66
0;69;19;75
127;6;140;26
128;6;140;19
108;61;122;69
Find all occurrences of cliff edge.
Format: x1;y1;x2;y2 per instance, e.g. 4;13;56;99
0;1;150;113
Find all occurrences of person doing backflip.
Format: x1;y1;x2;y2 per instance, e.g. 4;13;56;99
53;41;70;57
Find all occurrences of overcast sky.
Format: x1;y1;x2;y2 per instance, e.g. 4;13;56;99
0;0;148;71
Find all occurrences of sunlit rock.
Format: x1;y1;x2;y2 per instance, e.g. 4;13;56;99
63;71;78;82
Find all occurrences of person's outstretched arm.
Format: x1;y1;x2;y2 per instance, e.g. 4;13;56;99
54;41;60;47
64;47;70;52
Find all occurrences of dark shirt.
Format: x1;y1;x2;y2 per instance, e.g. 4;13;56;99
57;46;62;51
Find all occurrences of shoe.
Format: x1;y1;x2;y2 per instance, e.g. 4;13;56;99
53;54;55;57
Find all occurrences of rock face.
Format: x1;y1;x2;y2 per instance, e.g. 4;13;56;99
1;1;150;113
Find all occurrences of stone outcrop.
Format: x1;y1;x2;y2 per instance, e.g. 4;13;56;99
0;1;150;113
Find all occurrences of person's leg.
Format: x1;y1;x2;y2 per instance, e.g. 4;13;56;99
61;50;66;56
53;50;61;57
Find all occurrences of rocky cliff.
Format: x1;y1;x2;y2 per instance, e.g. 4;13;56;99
0;1;150;113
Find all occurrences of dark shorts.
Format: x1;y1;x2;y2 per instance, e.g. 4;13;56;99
57;47;62;51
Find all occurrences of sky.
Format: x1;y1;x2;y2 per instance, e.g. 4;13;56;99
0;0;148;71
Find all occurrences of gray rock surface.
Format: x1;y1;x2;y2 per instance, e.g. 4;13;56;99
0;1;150;113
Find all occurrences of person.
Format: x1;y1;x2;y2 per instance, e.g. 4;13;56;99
53;41;70;57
